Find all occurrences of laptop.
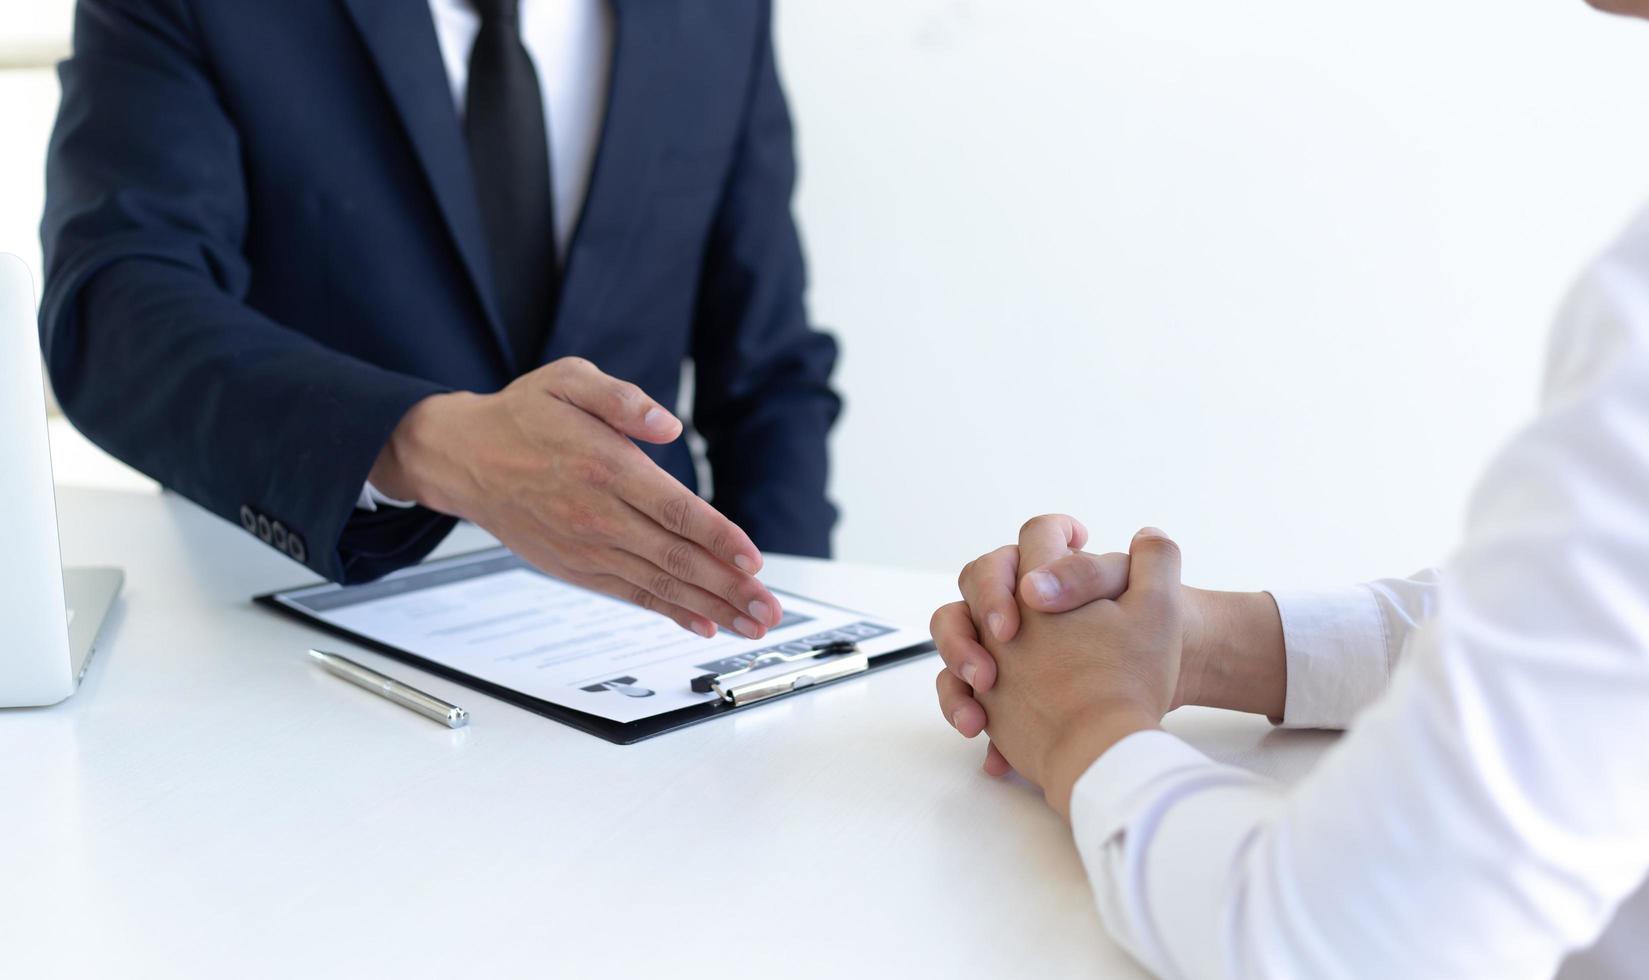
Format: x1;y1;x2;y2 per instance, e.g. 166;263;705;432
1;253;123;707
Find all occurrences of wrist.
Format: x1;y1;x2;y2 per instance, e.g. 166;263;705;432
1041;701;1160;821
369;392;477;515
1173;585;1213;709
1175;589;1287;718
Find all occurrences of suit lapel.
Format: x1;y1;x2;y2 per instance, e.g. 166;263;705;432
339;0;512;370
542;0;665;363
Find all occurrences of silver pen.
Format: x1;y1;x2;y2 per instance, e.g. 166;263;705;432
308;649;469;729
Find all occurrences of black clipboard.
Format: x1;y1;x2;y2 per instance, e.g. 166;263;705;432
254;549;935;745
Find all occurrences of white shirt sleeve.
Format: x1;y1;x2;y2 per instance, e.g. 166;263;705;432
1268;571;1441;729
355;480;417;512
1068;206;1649;978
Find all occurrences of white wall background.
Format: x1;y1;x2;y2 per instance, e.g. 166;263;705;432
0;0;68;291
779;0;1649;589
0;69;57;283
6;1;1649;591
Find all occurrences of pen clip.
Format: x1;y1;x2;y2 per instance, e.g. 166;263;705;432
691;640;865;706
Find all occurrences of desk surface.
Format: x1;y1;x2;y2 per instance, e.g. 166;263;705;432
3;488;1336;979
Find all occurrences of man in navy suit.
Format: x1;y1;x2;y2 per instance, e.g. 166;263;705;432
40;0;839;641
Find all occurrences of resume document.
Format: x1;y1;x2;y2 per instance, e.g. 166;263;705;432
274;548;922;724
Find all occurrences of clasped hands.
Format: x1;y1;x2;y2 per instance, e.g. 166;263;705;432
931;516;1197;820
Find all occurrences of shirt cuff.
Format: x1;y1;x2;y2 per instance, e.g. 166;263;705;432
1069;730;1279;978
355;480;417;512
1266;585;1389;729
1070;730;1231;839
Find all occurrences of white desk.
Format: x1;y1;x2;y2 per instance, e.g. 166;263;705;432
3;488;1337;979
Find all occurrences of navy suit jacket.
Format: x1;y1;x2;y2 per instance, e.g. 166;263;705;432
41;0;840;583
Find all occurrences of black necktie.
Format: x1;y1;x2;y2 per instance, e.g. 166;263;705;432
465;0;557;372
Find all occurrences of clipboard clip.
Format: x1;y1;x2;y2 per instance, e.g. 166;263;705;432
690;640;867;706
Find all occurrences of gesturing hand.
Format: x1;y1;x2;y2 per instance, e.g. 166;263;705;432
932;516;1187;818
370;357;783;640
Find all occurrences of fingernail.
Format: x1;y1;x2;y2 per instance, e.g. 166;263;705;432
1137;526;1167;540
960;661;977;686
950;710;964;732
643;407;675;432
748;599;772;625
733;554;758;574
694;620;717;639
733;616;762;639
1025;570;1061;604
986;612;1007;641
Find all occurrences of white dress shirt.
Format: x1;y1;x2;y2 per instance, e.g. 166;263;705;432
1069;204;1649;979
359;0;613;512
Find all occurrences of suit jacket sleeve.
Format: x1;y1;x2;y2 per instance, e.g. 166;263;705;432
690;0;842;559
40;0;457;583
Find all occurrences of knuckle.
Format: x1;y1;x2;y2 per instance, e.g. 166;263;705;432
932;601;965;635
1146;535;1182;560
660;494;694;535
1020;513;1062;537
561;501;610;539
648;570;681;605
1061;558;1099;592
662;542;697;579
630;587;656;612
558;355;594;376
572;453;618;489
706;530;734;562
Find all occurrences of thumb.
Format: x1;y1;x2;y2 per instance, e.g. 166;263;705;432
1121;527;1181;610
1020;551;1130;613
541;357;683;444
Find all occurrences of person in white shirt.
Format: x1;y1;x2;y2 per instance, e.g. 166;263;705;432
930;1;1649;975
